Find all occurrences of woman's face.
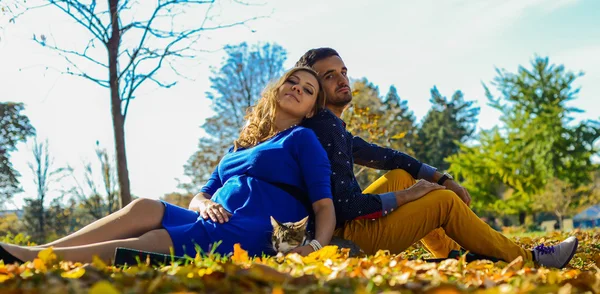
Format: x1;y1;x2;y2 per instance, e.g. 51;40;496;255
277;70;320;119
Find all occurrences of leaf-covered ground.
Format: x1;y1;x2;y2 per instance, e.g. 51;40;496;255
1;230;600;293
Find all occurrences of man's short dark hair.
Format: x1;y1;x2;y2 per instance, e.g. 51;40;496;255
295;48;340;68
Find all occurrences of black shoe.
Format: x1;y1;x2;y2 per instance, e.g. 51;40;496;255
423;249;503;263
0;245;24;264
113;247;187;267
448;249;503;262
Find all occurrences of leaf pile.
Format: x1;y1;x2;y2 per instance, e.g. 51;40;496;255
2;230;600;293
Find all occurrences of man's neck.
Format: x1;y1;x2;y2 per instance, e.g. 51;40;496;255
326;104;345;118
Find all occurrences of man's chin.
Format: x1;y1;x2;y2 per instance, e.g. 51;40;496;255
329;95;352;108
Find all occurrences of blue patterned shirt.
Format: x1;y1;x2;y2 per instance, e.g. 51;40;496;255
302;109;437;226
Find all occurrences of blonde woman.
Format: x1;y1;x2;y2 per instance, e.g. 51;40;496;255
0;67;336;263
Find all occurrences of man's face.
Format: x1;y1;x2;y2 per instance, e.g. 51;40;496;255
312;56;352;107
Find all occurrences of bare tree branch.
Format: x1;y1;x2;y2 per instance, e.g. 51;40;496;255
27;0;269;208
33;36;108;69
47;0;109;42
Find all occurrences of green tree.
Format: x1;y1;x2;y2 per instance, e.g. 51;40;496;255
448;56;600;224
414;87;479;171
0;102;35;208
381;85;417;156
182;42;287;193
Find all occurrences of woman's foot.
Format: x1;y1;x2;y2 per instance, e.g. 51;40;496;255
0;243;24;264
533;236;578;269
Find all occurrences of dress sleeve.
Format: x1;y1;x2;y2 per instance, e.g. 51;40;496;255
199;146;233;197
199;167;221;197
293;128;333;204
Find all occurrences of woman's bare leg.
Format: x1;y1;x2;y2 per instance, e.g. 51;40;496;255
36;198;166;248
3;229;173;264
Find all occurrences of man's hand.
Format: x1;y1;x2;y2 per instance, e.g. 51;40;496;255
190;199;232;224
289;245;315;256
395;180;445;206
444;180;471;206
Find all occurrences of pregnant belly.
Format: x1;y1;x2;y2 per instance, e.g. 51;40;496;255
211;176;308;223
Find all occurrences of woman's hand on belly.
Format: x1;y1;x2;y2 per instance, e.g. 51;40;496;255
191;199;232;224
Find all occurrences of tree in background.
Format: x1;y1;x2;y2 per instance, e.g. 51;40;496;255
343;80;420;189
26;0;264;208
381;85;417;156
161;192;194;208
0;102;35;209
414;87;479;172
182;42;286;193
448;57;600;224
65;141;120;221
0;212;23;236
22;139;69;243
533;177;599;230
0;0;23;28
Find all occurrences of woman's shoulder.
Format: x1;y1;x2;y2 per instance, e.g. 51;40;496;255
289;126;318;139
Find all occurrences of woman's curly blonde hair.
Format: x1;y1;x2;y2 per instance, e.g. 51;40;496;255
233;67;326;151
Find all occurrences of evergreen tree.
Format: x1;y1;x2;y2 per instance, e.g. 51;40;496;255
182;43;287;192
415;87;479;171
448;57;600;223
382;85;417;156
0;102;35;208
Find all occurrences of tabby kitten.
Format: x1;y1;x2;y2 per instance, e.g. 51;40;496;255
270;216;309;253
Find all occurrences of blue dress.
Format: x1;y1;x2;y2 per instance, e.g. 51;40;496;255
160;126;332;257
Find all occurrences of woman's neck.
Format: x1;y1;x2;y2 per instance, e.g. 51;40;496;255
274;114;301;132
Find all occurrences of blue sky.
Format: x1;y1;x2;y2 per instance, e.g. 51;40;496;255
1;0;599;208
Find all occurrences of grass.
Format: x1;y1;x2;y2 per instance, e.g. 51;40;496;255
1;229;599;293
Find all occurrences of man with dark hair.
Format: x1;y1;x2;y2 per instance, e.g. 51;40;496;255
297;48;470;257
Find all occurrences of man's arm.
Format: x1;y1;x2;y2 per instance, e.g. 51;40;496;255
302;111;394;223
352;136;437;182
352;136;472;205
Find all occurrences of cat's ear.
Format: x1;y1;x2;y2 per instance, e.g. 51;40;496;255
295;216;309;229
270;216;280;228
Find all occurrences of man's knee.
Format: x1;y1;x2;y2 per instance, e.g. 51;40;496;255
384;169;414;181
429;190;461;205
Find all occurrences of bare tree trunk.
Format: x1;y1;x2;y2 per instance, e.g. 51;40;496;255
108;0;131;207
518;211;526;225
555;211;564;230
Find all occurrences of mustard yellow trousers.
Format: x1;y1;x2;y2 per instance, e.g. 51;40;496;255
334;169;532;262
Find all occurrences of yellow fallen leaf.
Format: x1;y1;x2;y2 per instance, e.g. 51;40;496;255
61;267;85;279
33;258;46;272
272;286;284;294
391;132;407;140
302;245;339;263
89;281;120;294
92;255;107;270
0;274;12;283
37;247;58;265
232;243;249;263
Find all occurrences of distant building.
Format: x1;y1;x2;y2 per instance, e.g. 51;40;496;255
573;205;600;228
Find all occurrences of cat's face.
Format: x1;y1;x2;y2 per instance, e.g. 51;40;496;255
270;216;309;254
